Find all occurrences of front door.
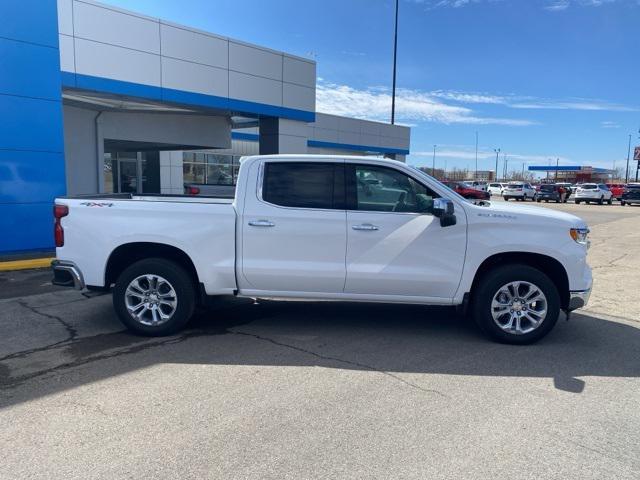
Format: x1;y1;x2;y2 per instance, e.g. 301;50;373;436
240;160;347;293
344;163;467;300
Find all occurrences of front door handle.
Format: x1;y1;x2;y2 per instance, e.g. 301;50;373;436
352;223;379;231
248;219;275;227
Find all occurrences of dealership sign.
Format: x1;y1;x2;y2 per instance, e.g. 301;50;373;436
635;146;640;162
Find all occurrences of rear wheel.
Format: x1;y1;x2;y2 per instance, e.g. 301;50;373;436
607;197;613;205
504;197;509;201
113;258;196;336
472;264;560;344
575;200;580;204
621;200;626;206
598;196;604;205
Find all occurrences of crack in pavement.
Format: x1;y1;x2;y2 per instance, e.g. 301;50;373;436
0;301;82;362
230;329;450;399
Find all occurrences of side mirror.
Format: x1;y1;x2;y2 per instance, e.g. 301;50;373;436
432;198;457;227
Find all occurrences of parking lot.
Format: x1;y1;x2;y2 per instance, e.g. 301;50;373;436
1;200;639;479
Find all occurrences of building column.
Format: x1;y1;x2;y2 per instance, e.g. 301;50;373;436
0;0;66;255
259;117;308;154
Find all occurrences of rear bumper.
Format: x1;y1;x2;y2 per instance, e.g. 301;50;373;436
568;288;591;311
51;260;85;290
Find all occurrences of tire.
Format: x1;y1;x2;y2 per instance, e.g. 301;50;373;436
607;197;613;205
598;196;604;205
113;258;196;336
621;200;626;206
471;264;560;345
504;197;509;201
575;200;580;204
536;199;541;203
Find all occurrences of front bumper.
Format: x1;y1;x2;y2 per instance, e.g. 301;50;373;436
51;260;85;290
568;288;591;311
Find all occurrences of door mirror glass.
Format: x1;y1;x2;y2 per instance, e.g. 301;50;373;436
432;198;456;227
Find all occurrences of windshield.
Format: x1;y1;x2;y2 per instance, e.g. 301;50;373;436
627;184;640;190
581;184;597;190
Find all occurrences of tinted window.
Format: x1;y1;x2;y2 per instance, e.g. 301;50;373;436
540;184;555;191
582;184;597;189
263;162;341;209
349;165;438;214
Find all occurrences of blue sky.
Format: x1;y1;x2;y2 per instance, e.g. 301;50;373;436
103;0;639;175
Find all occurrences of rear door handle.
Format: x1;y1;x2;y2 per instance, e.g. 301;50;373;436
352;223;379;231
248;220;275;227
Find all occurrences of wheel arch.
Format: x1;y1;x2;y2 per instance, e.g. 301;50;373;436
104;242;200;291
470;252;570;309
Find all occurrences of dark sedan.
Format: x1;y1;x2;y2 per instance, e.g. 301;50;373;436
536;184;568;203
621;184;640;206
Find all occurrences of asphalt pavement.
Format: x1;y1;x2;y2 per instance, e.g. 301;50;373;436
1;200;639;479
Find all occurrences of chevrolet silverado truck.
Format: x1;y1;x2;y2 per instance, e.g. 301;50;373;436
52;155;592;344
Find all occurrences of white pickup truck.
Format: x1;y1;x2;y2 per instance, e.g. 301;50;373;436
52;155;592;344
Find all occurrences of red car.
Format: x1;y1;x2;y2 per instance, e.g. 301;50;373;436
606;183;625;200
443;181;490;200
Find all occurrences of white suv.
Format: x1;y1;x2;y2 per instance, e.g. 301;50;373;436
503;182;536;201
574;183;613;205
488;182;507;196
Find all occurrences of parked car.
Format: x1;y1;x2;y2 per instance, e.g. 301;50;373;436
488;182;508;196
536;184;569;203
574;183;613;205
443;181;490;200
462;180;488;192
503;182;537;201
620;183;640;206
52;155;592;345
606;183;625;201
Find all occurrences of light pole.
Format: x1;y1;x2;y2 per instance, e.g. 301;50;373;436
626;134;632;184
390;0;399;125
503;154;508;180
555;157;559;182
475;131;478;180
494;148;500;181
521;162;525;180
432;144;437;176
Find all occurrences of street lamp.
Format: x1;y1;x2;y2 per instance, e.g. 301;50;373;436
390;0;399;125
475;131;478;180
432;144;437;177
626;134;632;184
494;148;500;181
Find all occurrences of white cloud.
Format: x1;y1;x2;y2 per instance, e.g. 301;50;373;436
412;146;571;164
316;82;537;126
601;121;621;128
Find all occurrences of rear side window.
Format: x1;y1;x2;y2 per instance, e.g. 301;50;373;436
262;162;343;209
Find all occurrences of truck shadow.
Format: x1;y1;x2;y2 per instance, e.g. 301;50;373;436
1;299;639;408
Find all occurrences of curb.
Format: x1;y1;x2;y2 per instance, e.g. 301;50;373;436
0;258;54;272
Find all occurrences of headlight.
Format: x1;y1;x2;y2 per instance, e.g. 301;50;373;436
570;227;590;246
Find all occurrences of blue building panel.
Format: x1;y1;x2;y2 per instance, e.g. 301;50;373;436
0;37;63;101
0;151;66;204
0;203;55;254
0;0;64;256
0;95;64;153
0;0;59;48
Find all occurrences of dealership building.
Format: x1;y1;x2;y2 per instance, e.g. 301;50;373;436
0;0;410;256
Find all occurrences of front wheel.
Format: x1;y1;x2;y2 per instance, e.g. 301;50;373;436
598;196;604;205
113;258;196;336
575;200;580;204
621;200;626;206
471;264;560;344
607;197;613;205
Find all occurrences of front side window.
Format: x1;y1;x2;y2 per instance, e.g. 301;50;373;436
348;165;438;214
262;162;342;209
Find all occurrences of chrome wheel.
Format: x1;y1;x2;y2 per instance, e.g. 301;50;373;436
124;274;178;326
490;281;547;335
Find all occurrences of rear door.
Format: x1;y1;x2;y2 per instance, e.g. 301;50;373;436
343;162;466;299
240;160;347;293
